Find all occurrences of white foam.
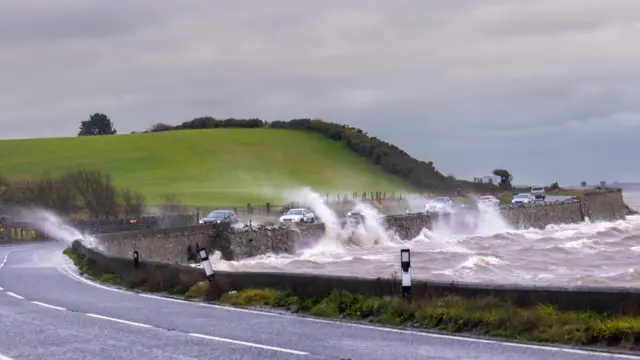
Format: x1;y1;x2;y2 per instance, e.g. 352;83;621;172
286;187;344;252
10;207;101;250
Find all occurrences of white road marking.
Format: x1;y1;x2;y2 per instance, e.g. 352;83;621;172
138;293;280;316
189;333;308;355
6;292;24;300
0;353;14;360
86;313;153;328
63;264;130;294
0;286;3;291
138;293;192;304
65;261;640;359
32;301;66;311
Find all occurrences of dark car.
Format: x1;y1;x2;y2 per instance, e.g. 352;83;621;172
199;210;239;224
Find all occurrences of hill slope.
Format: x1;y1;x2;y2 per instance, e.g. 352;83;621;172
0;129;416;205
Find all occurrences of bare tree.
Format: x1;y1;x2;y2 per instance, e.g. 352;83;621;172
65;169;119;219
158;194;187;214
120;188;146;218
0;173;11;202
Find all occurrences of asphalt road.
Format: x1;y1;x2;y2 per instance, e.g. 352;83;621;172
1;242;638;360
539;194;577;202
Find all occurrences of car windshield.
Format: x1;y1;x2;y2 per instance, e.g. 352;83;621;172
515;194;530;198
479;196;492;200
432;198;448;203
286;209;304;215
532;187;543;191
206;211;228;219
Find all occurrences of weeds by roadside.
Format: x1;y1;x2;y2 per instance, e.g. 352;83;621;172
62;247;123;286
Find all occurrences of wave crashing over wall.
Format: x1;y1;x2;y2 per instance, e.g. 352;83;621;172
211;190;640;287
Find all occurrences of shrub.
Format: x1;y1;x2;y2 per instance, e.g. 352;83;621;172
120;188;146;218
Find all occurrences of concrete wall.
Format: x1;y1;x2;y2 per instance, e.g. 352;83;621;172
71;239;640;315
92;189;627;264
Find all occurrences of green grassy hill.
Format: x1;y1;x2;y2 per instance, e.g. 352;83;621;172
0;129;416;206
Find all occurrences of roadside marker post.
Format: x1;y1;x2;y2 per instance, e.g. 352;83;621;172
133;250;139;269
198;247;215;283
400;249;411;303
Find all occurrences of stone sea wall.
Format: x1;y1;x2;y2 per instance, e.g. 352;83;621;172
71;239;640;314
93;189;627;264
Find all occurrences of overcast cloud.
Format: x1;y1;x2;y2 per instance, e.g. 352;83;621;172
1;0;640;185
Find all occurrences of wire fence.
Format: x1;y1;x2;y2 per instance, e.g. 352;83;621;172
190;191;418;217
0;191;440;238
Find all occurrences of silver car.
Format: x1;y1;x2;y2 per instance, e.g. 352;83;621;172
424;197;454;213
511;193;536;205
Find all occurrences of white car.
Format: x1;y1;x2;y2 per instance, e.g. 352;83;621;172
530;186;546;201
511;193;536;205
279;208;316;224
478;195;500;209
424;197;454;213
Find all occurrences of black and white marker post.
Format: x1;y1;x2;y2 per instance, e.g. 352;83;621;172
133;250;139;269
400;249;411;303
198;247;215;283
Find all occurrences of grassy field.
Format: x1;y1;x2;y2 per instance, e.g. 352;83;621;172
0;129;416;206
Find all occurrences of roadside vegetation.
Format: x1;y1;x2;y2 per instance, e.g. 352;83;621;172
62;247;640;351
0;169;149;219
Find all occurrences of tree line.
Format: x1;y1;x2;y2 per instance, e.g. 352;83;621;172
0;169;170;219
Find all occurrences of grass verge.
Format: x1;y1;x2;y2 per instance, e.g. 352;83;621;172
62;248;640;351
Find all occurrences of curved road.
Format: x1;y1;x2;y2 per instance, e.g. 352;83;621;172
0;242;638;360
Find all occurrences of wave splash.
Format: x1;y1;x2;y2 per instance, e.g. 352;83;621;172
210;190;640;287
6;206;101;250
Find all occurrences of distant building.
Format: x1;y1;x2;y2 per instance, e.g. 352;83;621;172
473;175;501;186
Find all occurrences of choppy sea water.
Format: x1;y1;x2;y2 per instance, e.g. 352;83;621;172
206;191;640;287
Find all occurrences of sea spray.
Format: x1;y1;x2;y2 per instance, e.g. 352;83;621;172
404;193;431;213
11;206;101;249
344;201;396;247
414;196;513;238
285;187;344;252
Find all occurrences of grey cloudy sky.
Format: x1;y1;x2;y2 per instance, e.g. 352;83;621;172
1;0;639;186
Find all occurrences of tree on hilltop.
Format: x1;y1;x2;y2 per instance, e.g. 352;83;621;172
78;113;117;136
492;169;513;189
